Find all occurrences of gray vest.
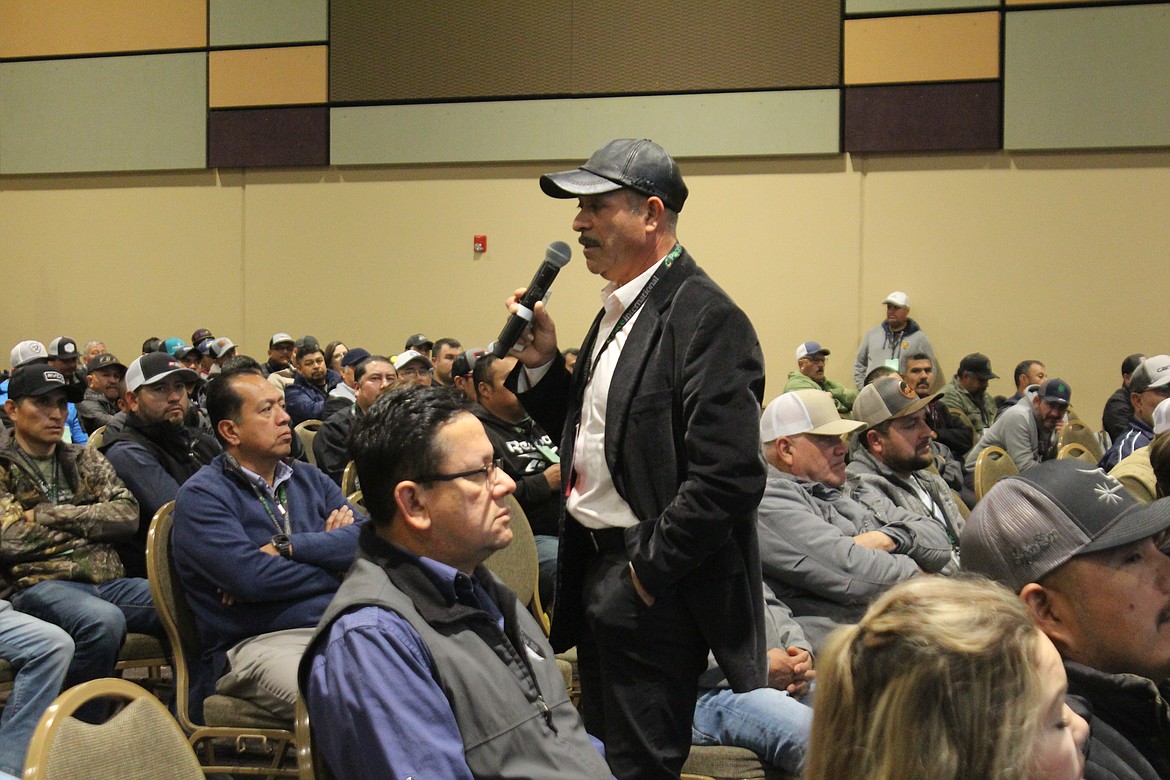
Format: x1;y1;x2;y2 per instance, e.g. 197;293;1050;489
302;544;611;780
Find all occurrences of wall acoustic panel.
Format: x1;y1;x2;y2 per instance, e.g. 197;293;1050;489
846;0;997;15
331;0;839;103
209;0;327;47
1004;4;1170;149
331;90;840;165
208;107;328;168
0;52;205;174
331;0;571;102
844;81;1001;152
209;46;327;108
0;0;204;59
570;0;839;93
845;12;1000;84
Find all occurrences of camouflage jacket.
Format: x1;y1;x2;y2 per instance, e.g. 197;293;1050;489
0;439;139;593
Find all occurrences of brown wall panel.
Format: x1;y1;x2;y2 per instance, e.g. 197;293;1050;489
330;0;571;102
330;0;840;103
208;107;328;168
571;0;840;93
844;82;1001;152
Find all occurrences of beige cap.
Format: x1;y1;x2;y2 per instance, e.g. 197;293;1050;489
852;377;941;430
761;389;865;442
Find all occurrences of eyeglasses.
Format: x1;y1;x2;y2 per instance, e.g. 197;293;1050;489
398;366;434;378
415;458;502;486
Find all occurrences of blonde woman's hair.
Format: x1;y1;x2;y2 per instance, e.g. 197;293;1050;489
804;576;1044;780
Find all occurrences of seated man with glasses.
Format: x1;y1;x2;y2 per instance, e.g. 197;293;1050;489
782;341;857;416
173;367;364;722
1100;355;1170;471
300;386;613;780
393;349;435;387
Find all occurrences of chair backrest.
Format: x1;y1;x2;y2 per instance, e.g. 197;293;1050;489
295;420;323;465
950;490;971;519
85;425;106;449
1057;421;1104;462
1057;442;1098;464
145;501;203;733
974;446;1019;503
341;461;358;497
484;495;549;634
295;696;334;780
23;677;204;780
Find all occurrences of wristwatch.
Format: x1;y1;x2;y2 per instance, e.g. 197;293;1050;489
271;534;293;559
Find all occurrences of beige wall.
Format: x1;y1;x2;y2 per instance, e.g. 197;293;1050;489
2;150;1166;428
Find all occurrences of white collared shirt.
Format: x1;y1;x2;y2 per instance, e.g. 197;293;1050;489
525;257;666;530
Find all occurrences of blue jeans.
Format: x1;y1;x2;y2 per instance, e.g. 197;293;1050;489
535;534;558;610
0;600;74;775
11;578;159;721
691;686;813;774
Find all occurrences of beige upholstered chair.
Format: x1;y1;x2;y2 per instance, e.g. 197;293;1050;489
1057;420;1104;462
682;745;792;779
974;446;1019;502
22;677;204;780
482;495;582;699
340;461;358;498
1057;442;1097;464
84;425;106;450
294;420;323;466
147;501;297;777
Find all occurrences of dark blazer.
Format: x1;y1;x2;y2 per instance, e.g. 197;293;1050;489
511;249;767;692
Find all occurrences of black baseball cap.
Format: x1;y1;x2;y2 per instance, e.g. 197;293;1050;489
958;353;998;380
540;138;689;213
8;364;81;402
340;348;371;368
126;352;199;392
86;353;127;375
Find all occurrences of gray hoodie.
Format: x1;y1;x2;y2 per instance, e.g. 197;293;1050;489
757;466;952;652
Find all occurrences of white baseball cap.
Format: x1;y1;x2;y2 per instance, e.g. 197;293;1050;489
761;389;866;442
882;291;910;308
10;340;48;368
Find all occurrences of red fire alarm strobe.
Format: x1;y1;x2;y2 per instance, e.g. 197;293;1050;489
473;235;487;253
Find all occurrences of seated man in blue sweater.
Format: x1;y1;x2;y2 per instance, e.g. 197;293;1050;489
173;367;364;721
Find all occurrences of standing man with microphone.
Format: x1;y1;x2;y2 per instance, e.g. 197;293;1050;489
505;139;768;779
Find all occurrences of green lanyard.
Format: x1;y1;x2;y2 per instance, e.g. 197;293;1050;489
13;447;61;505
580;243;682;387
226;453;291;535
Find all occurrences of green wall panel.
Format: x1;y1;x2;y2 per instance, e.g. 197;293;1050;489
331;90;840;165
0;52;205;174
209;0;328;47
1004;4;1170;150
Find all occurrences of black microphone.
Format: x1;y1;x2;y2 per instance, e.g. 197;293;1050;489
491;242;572;358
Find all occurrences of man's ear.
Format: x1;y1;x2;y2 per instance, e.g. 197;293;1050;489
1020;582;1076;652
217;418;240;448
865;430;882;456
393;481;431;532
774;437;797;468
643;196;665;233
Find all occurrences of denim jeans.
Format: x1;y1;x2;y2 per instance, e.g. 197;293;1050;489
534;534;559;610
691;685;813;774
11;578;160;721
0;600;74;775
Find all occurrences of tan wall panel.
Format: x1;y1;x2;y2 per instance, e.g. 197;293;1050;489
3;152;1168;428
845;12;1000;84
209;46;328;108
0;171;244;361
0;0;205;58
